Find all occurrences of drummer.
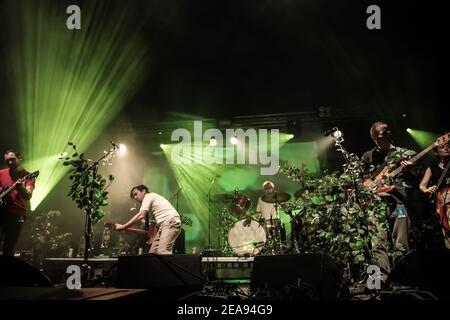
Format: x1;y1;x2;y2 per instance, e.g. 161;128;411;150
255;181;278;230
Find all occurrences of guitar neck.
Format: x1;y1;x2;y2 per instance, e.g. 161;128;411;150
389;143;436;177
0;184;15;200
104;222;149;236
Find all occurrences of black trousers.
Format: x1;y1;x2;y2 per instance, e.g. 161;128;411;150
0;212;25;256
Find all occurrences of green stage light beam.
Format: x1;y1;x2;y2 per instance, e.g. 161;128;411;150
407;129;440;149
160;132;294;249
4;1;148;210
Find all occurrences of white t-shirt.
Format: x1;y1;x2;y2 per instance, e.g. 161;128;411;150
256;197;277;220
139;192;181;227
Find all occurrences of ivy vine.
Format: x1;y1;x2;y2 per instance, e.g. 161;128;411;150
280;164;404;278
61;142;114;224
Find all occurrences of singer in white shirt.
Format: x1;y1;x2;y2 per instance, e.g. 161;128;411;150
114;184;181;254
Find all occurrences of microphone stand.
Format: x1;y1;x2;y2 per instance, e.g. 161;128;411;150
204;176;217;255
331;129;363;205
79;144;117;287
330;129;367;284
169;187;183;212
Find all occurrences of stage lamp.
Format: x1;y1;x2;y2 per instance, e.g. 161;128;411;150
119;144;127;156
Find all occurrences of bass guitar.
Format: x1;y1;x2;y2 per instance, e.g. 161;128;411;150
363;133;450;193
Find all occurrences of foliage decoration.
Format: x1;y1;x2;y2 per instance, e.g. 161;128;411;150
61;142;114;224
279;163;404;277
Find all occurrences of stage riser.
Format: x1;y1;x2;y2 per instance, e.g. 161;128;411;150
42;256;255;284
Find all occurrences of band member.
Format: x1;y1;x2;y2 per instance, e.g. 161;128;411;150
419;142;450;248
255;180;286;241
256;181;277;224
114;184;182;254
0;150;35;255
361;122;414;272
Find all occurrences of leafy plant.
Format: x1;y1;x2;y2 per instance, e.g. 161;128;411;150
29;210;72;265
280;164;404;279
61;142;114;224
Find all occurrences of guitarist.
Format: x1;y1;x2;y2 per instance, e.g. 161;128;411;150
0;150;35;255
361;122;414;274
419;142;450;248
114;184;182;254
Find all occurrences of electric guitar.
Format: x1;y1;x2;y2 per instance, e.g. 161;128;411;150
363;133;450;194
0;170;39;207
104;221;158;245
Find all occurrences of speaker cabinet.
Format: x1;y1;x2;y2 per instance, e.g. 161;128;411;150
0;256;53;287
250;254;344;300
117;254;205;294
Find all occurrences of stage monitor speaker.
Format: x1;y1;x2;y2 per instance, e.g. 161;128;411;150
250;254;344;300
0;256;53;287
117;254;205;293
387;249;450;299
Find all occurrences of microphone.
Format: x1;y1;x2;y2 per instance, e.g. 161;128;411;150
324;127;338;137
110;141;119;149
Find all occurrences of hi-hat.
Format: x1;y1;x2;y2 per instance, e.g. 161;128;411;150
261;192;291;204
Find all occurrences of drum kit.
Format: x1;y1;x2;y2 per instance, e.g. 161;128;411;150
223;189;292;256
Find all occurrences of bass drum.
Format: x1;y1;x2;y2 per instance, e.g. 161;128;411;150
228;219;266;256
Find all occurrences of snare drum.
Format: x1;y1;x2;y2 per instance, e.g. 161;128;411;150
229;193;252;218
228;219;266;256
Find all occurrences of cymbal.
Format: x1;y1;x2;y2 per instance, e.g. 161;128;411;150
261;192;291;204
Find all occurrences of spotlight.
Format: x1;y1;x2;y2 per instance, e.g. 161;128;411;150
288;134;295;139
406;128;412;133
119;144;127;156
158;131;162;135
210;137;217;146
160;144;165;149
230;136;238;145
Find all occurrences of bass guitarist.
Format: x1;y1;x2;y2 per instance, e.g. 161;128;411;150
361;122;415;275
0;150;35;255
